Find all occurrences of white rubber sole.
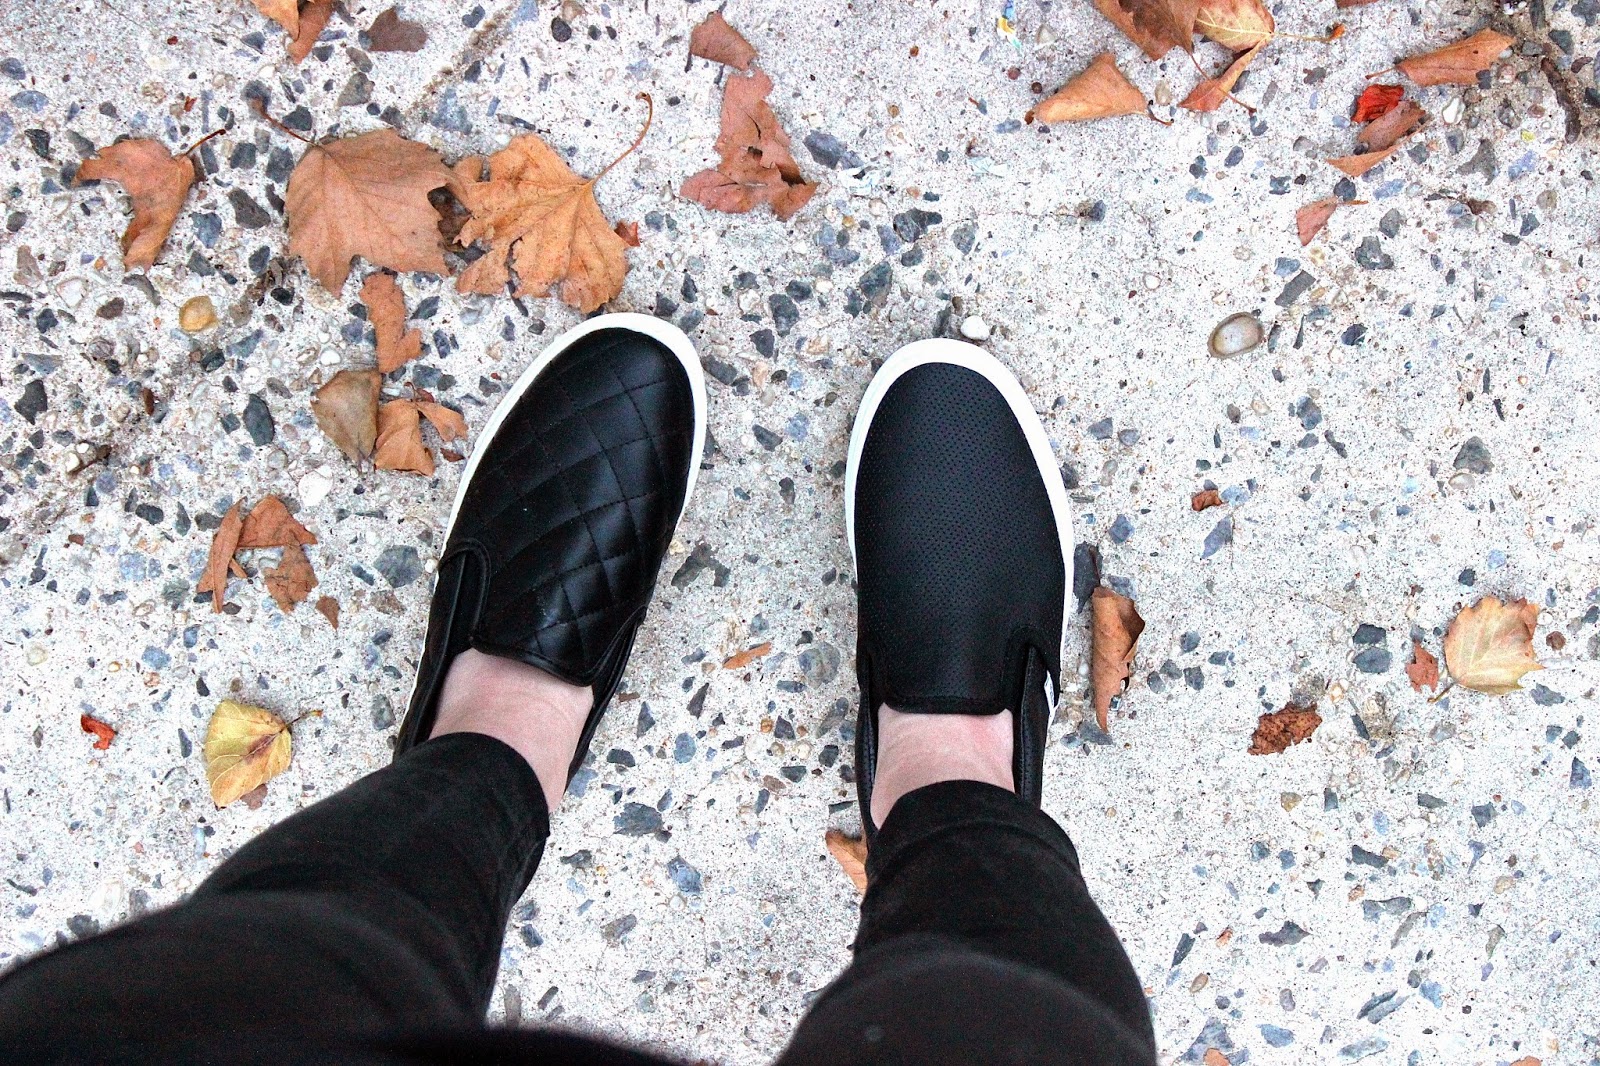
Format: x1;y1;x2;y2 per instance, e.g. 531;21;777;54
445;312;708;538
843;339;1074;701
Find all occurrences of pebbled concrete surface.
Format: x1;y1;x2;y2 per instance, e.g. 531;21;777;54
2;0;1600;1062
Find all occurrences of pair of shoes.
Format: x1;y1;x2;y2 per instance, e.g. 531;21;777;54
396;315;1071;834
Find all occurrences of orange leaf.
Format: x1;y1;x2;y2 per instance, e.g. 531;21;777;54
1326;146;1396;177
1248;701;1321;755
316;595;340;628
1090;0;1197;60
1443;596;1542;694
1296;197;1343;245
455;97;650;312
414;401;468;444
75;139;196;270
689;11;757;71
825;829;869;893
81;713;117;750
1090;586;1144;730
373;400;436;476
1191;488;1224;511
722;641;773;670
1194;0;1275;50
286;129;455;294
1180;42;1264;113
196;501;245;612
360;271;423;373
250;0;299;37
1406;640;1439;692
1036;53;1148;123
239;494;317;549
1357;99;1425;151
614;220;640;246
264;542;318;613
312;369;381;465
682;69;818;221
1203;1049;1232;1066
1395;28;1515;87
286;0;333;63
1352;83;1403;122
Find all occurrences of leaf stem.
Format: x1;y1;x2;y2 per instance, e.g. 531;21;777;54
1427;679;1457;704
284;708;326;729
181;128;227;157
592;92;654;185
251;97;314;146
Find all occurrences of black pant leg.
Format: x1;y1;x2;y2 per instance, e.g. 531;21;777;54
779;779;1156;1065
0;733;548;1062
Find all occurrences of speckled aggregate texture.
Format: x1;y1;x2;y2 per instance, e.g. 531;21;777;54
2;0;1599;1062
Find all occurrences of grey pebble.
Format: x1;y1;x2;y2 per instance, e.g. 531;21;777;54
1087;417;1114;440
1530;684;1564;706
1259;921;1308;946
1571;757;1591;789
1353;646;1391;673
1351;845;1388;868
1109;515;1133;544
798;644;840;685
242;393;274;446
14;379;47;424
802;131;863;170
1352;623;1386;645
1275;270;1316;308
1453;436;1493;474
768;294;798;335
1201;516;1232;560
666;856;702;895
602;914;637;944
228;189;271;229
374;545;423;588
614;802;663;835
1354;237;1393;270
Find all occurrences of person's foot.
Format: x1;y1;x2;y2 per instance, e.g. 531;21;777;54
845;339;1072;838
396;314;707;806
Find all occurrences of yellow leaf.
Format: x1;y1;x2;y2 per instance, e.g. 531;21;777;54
1443;596;1543;695
825;829;869;893
204;700;293;807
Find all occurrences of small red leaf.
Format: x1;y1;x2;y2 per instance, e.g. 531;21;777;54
1353;84;1403;122
81;714;117;750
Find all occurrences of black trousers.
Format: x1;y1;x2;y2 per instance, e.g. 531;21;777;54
0;734;1155;1065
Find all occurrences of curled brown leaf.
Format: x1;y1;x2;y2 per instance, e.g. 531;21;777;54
1406;640;1440;692
312;369;382;465
360;272;423;373
1090;586;1145;730
1180;43;1264;113
1395;28;1515;87
76;139;197;270
1248;702;1322;754
1036;53;1148;123
689;11;757;70
825;829;869;893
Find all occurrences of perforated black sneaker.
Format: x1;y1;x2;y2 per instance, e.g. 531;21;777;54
395;313;706;784
846;339;1072;839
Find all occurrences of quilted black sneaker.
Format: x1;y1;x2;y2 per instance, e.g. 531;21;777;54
846;339;1072;840
396;313;706;783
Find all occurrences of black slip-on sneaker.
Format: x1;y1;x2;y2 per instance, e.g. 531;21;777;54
845;339;1072;841
395;313;707;785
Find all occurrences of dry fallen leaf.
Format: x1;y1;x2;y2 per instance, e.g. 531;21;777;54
1090;586;1145;730
366;6;428;52
1036;53;1148;123
81;713;117;750
360;271;423;373
372;399;468;476
312;369;382;465
615;220;640;247
1248;701;1322;755
264;543;318;612
1091;0;1197;60
1203;1049;1232;1066
1296;197;1345;245
1357;99;1425;151
1406;639;1440;692
825;829;869;893
316;595;340;628
250;0;300;38
1443;596;1542;694
1353;83;1404;122
723;642;774;670
287;0;333;63
196;501;246;612
286;128;455;294
76;139;197;270
455;98;651;312
239;494;317;549
205;699;294;808
1194;0;1275;50
1181;42;1264;113
1326;146;1396;177
689;11;757;70
1396;28;1515;87
1191;488;1224;511
682;70;818;221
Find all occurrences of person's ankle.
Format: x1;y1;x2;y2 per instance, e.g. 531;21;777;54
429;649;593;812
869;706;1014;827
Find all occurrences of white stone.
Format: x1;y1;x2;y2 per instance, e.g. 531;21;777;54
297;466;335;508
959;315;991;341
